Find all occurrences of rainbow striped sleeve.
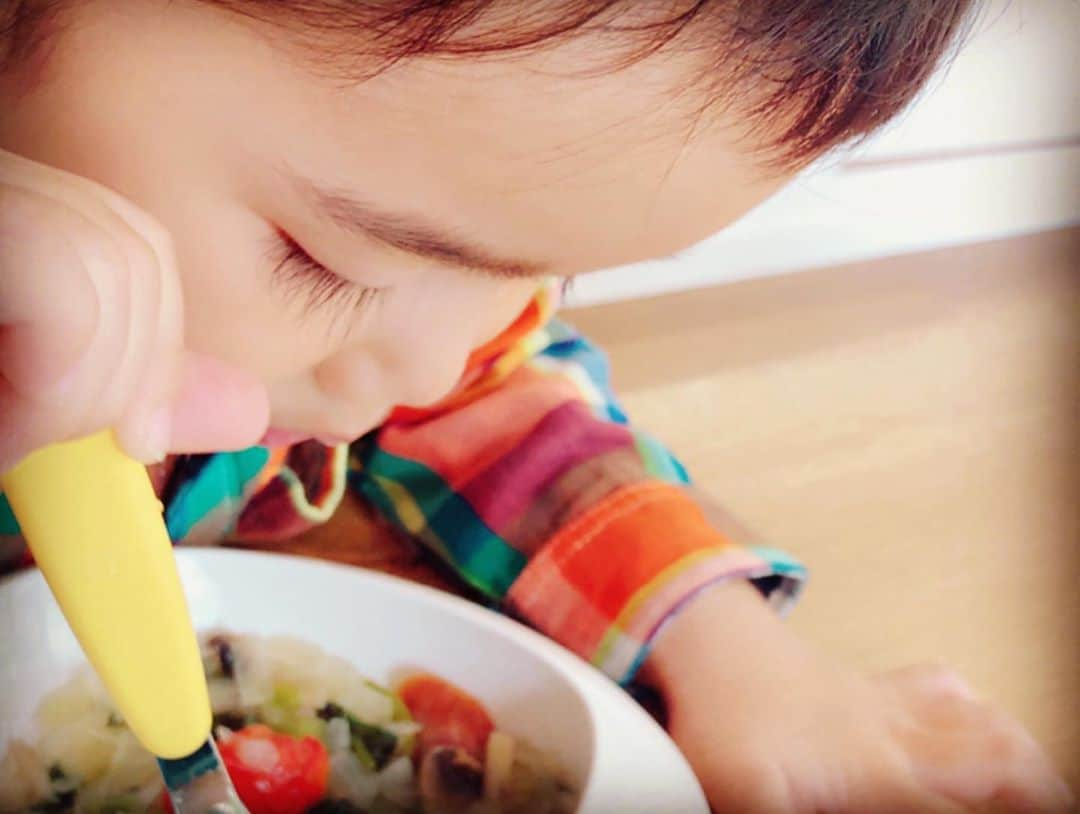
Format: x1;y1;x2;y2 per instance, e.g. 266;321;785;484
350;289;806;684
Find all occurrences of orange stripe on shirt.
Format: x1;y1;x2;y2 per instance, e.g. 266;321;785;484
508;481;734;638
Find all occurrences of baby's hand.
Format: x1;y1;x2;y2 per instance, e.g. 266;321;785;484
0;149;268;470
643;584;1075;813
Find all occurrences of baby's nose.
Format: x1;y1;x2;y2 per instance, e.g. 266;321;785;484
313;348;385;407
314;341;467;416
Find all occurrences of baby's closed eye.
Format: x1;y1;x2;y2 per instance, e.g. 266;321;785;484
267;229;383;321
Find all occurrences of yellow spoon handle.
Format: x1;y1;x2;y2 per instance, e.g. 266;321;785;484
0;431;210;759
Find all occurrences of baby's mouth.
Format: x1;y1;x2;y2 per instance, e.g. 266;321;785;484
259;428;354;447
257;428;314;447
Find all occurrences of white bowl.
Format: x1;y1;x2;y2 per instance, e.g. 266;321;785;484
0;549;707;813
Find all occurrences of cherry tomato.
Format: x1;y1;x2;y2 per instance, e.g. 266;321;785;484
398;674;494;761
162;725;329;814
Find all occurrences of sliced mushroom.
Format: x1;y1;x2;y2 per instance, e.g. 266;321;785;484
419;745;485;813
201;633;237;679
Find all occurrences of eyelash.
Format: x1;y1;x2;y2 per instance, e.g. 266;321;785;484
270;230;381;316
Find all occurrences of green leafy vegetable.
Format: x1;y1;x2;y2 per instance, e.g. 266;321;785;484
347;716;397;771
364;680;412;722
315;701;398;770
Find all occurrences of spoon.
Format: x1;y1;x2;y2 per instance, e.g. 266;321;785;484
1;431;247;813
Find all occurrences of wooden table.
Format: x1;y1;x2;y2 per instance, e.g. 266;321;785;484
236;228;1080;786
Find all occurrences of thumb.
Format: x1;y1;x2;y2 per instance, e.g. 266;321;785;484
117;352;270;456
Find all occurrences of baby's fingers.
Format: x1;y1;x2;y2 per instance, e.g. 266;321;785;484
945;711;1074;813
883;666;1075;813
1;148;270;468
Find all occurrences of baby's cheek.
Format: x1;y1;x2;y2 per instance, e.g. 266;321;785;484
475;280;542;345
397;352;469;408
367;277;536;408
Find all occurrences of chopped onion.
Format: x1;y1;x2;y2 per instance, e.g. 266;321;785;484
0;740;50;810
327;750;379;808
207;678;240;714
326;716;352;753
214;726;235;744
379;756;417;808
485;731;516;801
385;720;423;738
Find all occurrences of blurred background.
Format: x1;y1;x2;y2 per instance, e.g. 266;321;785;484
568;0;1079;306
566;0;1080;787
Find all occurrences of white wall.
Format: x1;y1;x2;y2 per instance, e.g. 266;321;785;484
568;0;1080;308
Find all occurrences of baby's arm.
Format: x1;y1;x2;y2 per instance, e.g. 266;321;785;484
644;580;1074;813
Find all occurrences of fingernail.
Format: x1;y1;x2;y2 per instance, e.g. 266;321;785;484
129;406;171;464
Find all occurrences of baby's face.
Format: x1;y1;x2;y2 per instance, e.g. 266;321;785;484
3;1;791;442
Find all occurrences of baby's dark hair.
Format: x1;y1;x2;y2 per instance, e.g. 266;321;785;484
4;0;976;166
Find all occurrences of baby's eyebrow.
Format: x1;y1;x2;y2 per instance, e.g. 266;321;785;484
292;174;550;279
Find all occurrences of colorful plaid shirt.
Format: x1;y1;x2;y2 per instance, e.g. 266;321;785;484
0;285;805;685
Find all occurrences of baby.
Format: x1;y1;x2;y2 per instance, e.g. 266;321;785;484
0;1;1073;811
